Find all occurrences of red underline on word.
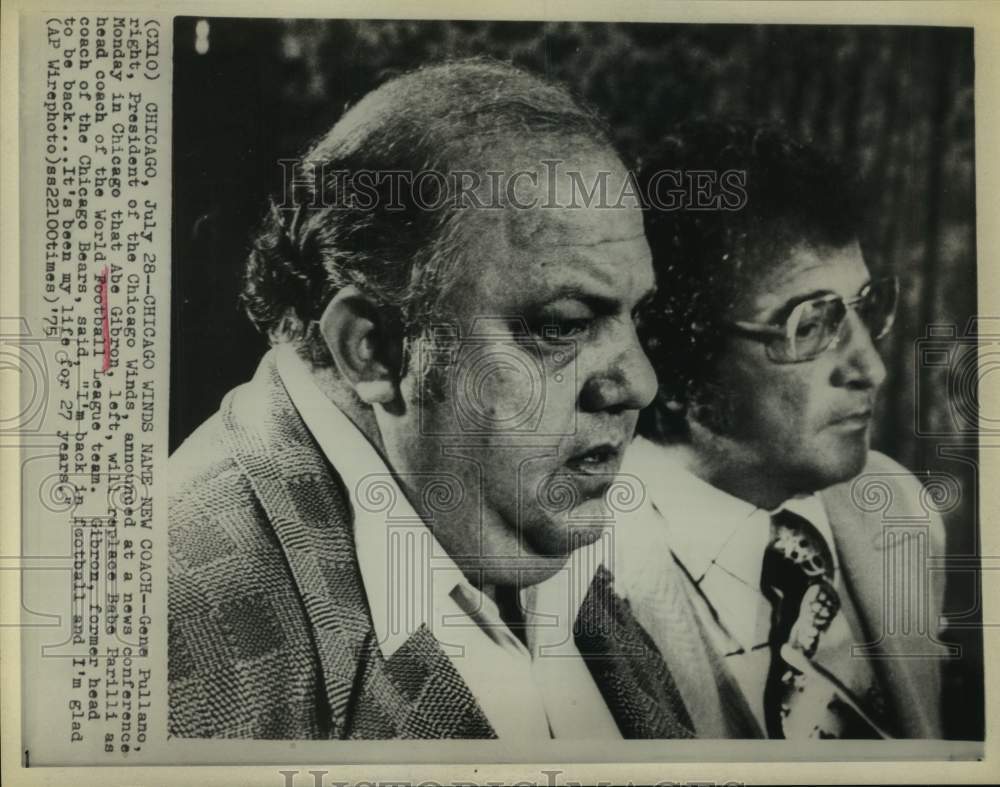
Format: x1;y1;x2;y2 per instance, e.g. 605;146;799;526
99;266;110;373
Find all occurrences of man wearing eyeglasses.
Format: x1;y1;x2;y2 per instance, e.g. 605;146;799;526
616;121;944;739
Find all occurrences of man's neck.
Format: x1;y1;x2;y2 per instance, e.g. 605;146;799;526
670;435;793;512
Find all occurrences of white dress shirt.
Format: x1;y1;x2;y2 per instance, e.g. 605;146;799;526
620;435;878;733
275;343;621;740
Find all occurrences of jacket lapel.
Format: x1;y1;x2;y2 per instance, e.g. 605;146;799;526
219;352;375;738
348;625;495;738
220;353;495;739
822;476;944;738
614;506;763;738
574;565;696;738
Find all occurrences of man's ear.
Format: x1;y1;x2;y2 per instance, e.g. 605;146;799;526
318;286;403;406
686;380;735;437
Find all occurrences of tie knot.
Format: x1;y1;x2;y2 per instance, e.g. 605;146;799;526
767;508;835;582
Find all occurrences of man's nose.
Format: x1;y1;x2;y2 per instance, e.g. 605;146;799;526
579;326;658;412
832;310;888;390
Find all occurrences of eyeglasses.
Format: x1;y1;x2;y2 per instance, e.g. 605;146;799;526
725;275;899;363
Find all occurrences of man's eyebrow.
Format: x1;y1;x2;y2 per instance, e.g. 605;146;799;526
784;288;834;306
767;279;873;321
531;283;655;314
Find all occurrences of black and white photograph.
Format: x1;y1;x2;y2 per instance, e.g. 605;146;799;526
168;18;982;745
5;3;998;785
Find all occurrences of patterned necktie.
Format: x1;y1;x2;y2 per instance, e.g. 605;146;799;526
760;509;887;739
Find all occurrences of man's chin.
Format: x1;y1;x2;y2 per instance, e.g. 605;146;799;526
528;497;611;548
470;512;608;587
809;442;871;492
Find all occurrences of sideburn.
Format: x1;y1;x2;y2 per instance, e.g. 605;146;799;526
688;378;743;437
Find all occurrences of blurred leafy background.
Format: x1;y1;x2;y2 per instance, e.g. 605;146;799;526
171;18;980;739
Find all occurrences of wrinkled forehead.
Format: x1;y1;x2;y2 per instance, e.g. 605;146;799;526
443;164;652;320
484;147;644;243
507;197;646;247
466;164;647;254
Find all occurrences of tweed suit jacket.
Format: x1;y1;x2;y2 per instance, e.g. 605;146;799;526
168;352;695;739
616;441;947;738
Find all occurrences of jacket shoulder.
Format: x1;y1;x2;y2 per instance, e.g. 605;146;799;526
825;450;946;553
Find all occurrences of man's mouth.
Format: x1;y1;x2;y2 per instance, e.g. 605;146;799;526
565;442;623;474
828;408;873;430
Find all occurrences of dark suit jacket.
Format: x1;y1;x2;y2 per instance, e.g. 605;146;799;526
168;352;694;739
617;439;947;739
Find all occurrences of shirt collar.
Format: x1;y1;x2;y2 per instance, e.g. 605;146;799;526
623;435;838;649
275;342;602;657
276;342;472;656
624;436;763;582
